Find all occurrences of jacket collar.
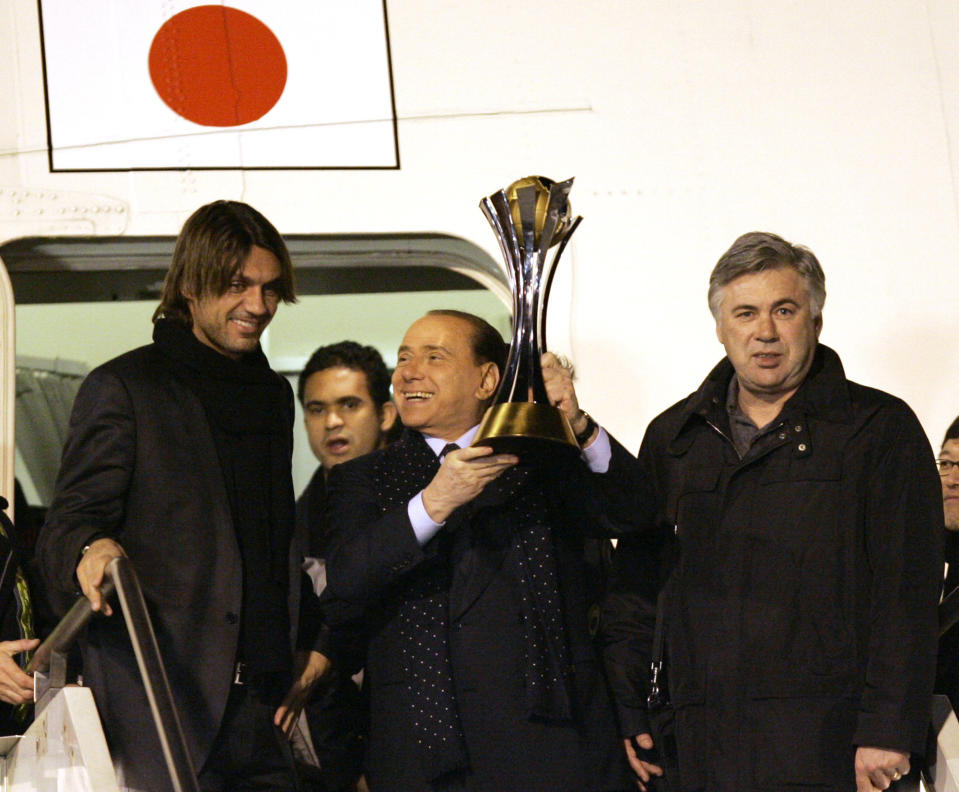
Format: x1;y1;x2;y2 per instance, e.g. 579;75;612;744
670;344;853;450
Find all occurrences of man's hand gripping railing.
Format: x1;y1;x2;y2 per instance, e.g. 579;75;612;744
26;556;200;792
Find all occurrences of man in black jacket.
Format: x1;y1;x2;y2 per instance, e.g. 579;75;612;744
935;418;959;710
37;200;328;792
602;232;942;792
323;310;636;792
294;341;398;791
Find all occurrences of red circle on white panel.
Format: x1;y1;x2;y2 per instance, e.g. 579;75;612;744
148;5;287;127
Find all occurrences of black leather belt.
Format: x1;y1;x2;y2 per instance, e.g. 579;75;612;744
232;662;287;691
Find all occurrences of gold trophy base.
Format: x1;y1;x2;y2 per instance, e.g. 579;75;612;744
472;402;579;458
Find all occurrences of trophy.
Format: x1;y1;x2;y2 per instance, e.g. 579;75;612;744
472;175;583;456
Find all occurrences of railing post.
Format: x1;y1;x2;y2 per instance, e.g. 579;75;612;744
107;556;200;792
27;557;200;792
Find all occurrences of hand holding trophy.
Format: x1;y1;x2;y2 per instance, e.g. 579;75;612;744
473;176;583;459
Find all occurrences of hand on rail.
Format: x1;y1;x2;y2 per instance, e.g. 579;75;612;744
76;538;126;616
273;649;331;738
0;638;40;705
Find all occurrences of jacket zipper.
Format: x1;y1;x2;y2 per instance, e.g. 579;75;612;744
705;417;790;465
704;418;738;458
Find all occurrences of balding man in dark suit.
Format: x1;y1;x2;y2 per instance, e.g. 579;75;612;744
324;310;637;792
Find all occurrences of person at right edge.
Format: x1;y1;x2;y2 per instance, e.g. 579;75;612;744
934;417;959;711
601;232;942;792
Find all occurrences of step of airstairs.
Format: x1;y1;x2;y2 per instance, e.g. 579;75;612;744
1;686;119;792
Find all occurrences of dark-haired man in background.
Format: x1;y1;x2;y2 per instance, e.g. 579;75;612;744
323;309;635;792
295;341;398;792
939;417;959;539
37;200;327;792
296;341;398;547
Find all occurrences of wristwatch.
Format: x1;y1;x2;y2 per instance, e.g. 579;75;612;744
574;411;596;446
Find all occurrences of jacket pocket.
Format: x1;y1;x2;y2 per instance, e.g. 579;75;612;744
668;465;720;516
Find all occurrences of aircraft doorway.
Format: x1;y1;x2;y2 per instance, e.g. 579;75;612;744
0;233;511;521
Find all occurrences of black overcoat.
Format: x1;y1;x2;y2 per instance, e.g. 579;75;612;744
602;345;943;792
35;341;304;792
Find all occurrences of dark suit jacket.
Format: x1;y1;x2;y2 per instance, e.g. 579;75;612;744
36;342;307;792
936;532;959;711
295;468;368;792
324;429;636;792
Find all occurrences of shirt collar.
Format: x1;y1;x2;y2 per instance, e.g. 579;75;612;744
422;425;480;456
725;376;758;429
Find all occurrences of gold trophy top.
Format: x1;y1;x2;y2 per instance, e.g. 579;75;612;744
505;176;573;252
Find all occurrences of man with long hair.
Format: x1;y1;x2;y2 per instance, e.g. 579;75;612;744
38;200;327;791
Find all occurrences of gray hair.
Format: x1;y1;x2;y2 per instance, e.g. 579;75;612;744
708;231;826;320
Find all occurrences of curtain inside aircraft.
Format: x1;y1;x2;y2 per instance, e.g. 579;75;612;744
15;362;85;506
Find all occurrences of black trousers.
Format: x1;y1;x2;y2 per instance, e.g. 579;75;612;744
199;682;299;792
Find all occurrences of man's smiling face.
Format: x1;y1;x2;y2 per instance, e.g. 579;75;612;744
391;314;497;442
185;245;281;359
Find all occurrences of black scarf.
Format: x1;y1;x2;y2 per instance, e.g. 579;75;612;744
153;319;295;675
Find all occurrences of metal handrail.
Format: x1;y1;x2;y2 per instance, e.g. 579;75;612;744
26;577;114;676
27;556;199;792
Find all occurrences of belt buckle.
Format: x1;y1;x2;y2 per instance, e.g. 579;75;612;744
233;661;248;686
